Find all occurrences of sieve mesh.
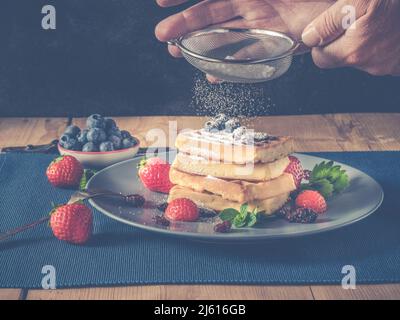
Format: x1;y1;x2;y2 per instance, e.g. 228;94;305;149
170;28;299;83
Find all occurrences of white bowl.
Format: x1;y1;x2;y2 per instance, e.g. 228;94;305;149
58;141;140;168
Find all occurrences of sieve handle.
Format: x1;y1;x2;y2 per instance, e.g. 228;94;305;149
291;40;311;56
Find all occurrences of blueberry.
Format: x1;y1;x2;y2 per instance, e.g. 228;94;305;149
77;129;89;145
107;127;122;138
64;125;81;138
87;128;107;143
82;142;99;152
63;138;81;151
99;141;115;152
214;113;229;123
225;118;241;133
121;130;132;139
122;137;137;149
253;132;271;142
104;118;117;131
240;134;255;145
59;134;71;147
233;126;247;140
108;135;122;149
86;114;106;129
204;120;219;132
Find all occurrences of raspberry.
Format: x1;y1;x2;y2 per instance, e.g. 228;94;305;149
214;220;232;233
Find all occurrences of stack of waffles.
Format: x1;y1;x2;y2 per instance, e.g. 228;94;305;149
168;118;297;215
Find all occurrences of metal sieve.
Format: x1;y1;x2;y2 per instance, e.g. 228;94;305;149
168;28;302;83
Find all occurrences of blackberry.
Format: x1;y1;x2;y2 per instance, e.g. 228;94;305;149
153;215;170;227
214;220;232;233
286;208;318;224
225;118;241;133
199;207;218;218
157;202;168;212
277;202;293;218
125;194;145;207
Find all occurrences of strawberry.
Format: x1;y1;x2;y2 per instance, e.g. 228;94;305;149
50;202;93;244
46;155;84;188
138;157;174;193
295;190;327;214
165;198;199;222
285;156;304;188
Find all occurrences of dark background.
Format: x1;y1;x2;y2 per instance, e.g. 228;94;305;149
0;0;399;117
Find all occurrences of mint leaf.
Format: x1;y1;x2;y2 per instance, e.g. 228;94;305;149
219;208;239;222
233;214;248;228
239;203;249;217
247;208;259;227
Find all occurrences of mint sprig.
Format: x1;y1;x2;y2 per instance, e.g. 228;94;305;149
301;161;349;198
219;204;259;228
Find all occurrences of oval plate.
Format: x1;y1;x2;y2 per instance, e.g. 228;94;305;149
87;152;384;241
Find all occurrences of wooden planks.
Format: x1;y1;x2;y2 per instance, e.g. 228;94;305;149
27;285;313;300
0;289;22;300
0;118;68;150
311;284;400;300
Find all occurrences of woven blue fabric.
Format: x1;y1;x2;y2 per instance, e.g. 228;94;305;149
0;152;399;288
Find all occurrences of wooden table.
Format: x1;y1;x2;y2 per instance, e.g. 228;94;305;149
1;113;400;300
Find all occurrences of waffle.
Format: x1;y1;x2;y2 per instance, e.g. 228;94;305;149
172;152;290;182
168;185;289;215
170;168;296;203
175;129;294;164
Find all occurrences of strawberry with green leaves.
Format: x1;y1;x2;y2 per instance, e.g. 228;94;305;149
138;157;174;194
46;155;83;188
301;160;349;198
50;202;93;244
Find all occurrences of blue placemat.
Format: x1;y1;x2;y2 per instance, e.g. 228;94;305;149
0;152;400;288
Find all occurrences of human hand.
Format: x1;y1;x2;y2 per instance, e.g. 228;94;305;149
155;0;335;82
301;0;400;76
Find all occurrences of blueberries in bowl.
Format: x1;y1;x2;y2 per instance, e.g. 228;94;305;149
87;128;107;144
82;142;99;152
64;125;81;137
99;141;115;152
86;114;106;130
59;114;139;152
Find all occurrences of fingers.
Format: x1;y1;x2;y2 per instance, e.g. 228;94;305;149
155;0;238;42
156;0;190;8
168;45;183;58
302;0;368;47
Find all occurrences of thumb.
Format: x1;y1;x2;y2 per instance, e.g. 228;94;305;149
302;0;361;47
